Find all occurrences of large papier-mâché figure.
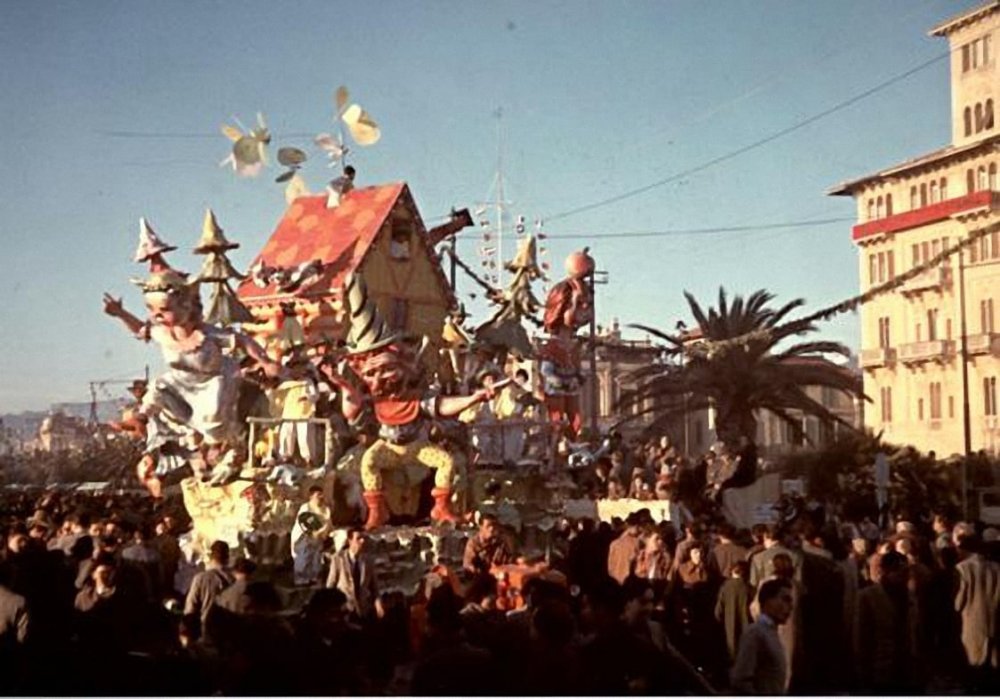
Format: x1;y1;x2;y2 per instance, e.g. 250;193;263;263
324;273;495;530
538;249;594;438
102;219;280;497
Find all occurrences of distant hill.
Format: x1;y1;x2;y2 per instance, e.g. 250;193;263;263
1;400;122;439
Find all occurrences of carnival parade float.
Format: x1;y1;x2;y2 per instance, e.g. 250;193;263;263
99;88;609;597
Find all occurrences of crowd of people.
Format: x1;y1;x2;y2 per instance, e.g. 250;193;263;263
1;450;999;695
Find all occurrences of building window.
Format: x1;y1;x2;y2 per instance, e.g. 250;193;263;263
910;186;918;210
976;103;985;132
985;34;992;65
979;165;989;190
993;230;1000;259
920;183;928;207
868;254;877;286
876;196;884;219
930;382;942;420
885;193;893;216
986;377;998;417
880;386;893;423
912;243;920;267
983;298;996;334
949;395;955;419
963;44;971;72
887;251;895;280
929;181;939;203
927;309;939;341
940;177;948;200
968;168;976;193
965;107;973;137
918;398;924;421
867;199;875;221
986;99;995;130
915;322;922;342
990;163;998;190
877;252;886;283
878;316;891;348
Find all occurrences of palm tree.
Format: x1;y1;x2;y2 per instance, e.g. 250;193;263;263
624;288;865;454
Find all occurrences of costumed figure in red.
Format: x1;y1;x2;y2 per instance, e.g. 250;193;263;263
539;249;595;438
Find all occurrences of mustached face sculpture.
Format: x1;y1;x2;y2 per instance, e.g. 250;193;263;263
350;348;412;398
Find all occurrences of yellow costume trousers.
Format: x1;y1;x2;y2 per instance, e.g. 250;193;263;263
361;439;454;491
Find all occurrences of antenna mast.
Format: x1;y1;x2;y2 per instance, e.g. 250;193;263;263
476;107;513;289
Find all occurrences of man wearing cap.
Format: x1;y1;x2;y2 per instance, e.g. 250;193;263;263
291;486;332;585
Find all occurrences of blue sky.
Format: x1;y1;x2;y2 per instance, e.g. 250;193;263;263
0;0;980;412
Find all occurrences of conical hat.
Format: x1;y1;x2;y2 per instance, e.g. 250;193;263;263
194;209;239;253
133;217;177;263
343;273;401;355
505;233;543;277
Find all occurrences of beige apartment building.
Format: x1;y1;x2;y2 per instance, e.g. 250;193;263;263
830;2;1000;456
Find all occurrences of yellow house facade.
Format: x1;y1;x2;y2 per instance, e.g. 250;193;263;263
830;2;1000;456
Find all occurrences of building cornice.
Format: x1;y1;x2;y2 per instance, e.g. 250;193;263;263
828;135;1000;196
928;1;999;38
852;190;998;241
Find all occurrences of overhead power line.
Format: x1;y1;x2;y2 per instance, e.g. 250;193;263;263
546;49;952;223
546;216;852;240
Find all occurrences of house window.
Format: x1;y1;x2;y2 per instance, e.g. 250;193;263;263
927;308;939;341
910;186;918;210
990;163;998;190
986;377;998;417
887;250;895;280
930;383;942;420
388;297;408;330
885;193;893;216
963;44;971;72
877;252;886;283
915;322;922;342
979;165;989;190
965;107;973;137
918;397;924;421
985;99;995;130
929;181;939;203
920;183;928;207
983;298;996;334
876;196;884;219
985;34;992;65
976;103;985;132
869;254;877;286
949;395;955;419
389;222;412;260
867;199;875;221
940;177;948;200
912;243;920;267
968;168;976;193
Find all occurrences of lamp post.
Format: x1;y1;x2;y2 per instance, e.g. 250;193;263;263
958;242;972;520
588;265;609;436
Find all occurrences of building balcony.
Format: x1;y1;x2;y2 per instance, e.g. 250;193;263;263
860;346;897;369
967;333;999;356
898;339;954;364
900;264;952;296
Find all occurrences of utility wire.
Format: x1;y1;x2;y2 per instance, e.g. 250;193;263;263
545;216;852;240
546;50;952;223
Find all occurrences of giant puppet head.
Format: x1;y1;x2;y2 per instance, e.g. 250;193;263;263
342;273;421;399
542;248;595;334
133;269;200;329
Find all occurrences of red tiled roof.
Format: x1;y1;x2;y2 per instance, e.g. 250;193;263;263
238;183;405;303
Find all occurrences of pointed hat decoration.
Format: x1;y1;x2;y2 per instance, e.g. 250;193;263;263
506;233;543;278
344;272;401;355
133;217;177;263
131;268;190;294
194;208;239;253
